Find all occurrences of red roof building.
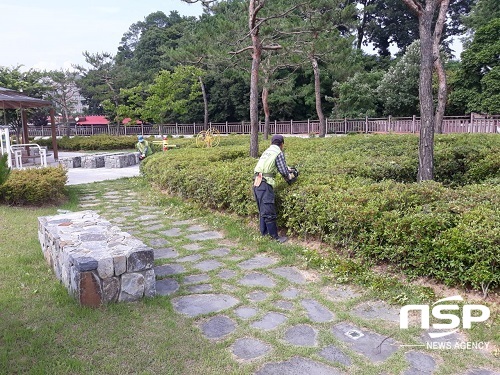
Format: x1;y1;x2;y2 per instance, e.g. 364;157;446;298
75;116;109;125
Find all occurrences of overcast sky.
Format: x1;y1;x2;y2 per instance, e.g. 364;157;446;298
0;0;204;71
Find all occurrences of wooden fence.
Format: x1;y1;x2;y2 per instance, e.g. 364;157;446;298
27;115;500;138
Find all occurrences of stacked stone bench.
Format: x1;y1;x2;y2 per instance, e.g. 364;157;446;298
38;210;155;307
59;152;139;168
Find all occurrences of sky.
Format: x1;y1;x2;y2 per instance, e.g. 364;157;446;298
0;0;204;71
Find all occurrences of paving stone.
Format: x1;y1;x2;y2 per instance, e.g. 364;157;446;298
187;225;208;232
318;345;352;366
80;203;101;208
207;248;231;257
194;259;223;271
269;267;307;284
187;231;224;241
227;255;244;261
247;291;268;302
324;285;362;301
238;256;279;270
284;324;317;346
255;356;343;375
172;219;197;225
155;278;179;296
161;228;183;237
172;294;239;317
183;243;203;251
222;283;239;292
148;238;171;247
200;315;236;339
420;330;466;346
273;300;294;310
404;351;437;375
183;274;210;284
142;222;165;232
464;369;499;375
231;338;271;360
352;301;400;323
154;247;179;259
281;288;300;299
251;312;287;330
187;284;213;293
116;206;133;212
154;264;185;277
136;214;159;221
110;217;127;223
218;269;237;280
331;322;399;362
301;299;335;322
177;254;203;263
235;306;259;319
238;272;276;288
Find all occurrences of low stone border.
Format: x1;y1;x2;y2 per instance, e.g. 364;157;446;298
38;210;155;307
59;152;139;168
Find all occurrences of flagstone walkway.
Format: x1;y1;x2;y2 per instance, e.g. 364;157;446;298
77;183;499;375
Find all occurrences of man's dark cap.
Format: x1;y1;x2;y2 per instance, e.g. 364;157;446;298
271;134;284;145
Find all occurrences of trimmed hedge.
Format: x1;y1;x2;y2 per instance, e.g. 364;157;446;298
36;134;139;151
140;134;500;292
0;166;68;205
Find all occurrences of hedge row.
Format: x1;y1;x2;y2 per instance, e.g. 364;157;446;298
0;166;68;205
36;134;139;151
141;134;500;292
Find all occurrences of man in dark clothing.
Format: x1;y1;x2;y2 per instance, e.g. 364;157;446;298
253;134;297;243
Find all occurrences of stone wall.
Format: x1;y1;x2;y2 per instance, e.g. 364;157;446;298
38;210;155;307
59;152;139;169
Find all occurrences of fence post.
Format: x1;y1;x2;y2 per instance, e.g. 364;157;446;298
344;117;347;134
226;121;229;134
469;113;473;133
290;119;293;134
193;122;196;135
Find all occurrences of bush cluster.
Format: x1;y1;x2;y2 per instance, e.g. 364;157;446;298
36;135;139;151
141;134;500;292
0;166;68;205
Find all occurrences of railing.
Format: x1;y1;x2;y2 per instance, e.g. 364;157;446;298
27;115;500;138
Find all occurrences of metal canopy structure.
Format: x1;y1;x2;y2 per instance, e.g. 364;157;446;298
0;87;52;109
0;87;58;161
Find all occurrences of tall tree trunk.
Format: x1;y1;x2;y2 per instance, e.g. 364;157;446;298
199;76;209;130
433;0;449;134
249;0;262;158
63;108;71;137
416;1;438;182
310;55;326;137
262;78;270;140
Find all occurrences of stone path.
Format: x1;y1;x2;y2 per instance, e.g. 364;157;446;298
78;185;499;375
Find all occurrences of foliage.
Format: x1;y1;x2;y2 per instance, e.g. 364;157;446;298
377;40;420;116
36;135;138;151
0;166;67;205
330;70;384;118
448;18;500;115
142;65;204;123
0;153;11;185
140;134;500;291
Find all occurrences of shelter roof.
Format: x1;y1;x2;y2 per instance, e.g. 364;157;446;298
0;87;52;109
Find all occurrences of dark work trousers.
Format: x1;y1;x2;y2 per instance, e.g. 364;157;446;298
253;179;279;238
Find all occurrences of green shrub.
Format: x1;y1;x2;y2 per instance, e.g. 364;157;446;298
139;134;500;291
0;166;68;205
0;153;11;185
